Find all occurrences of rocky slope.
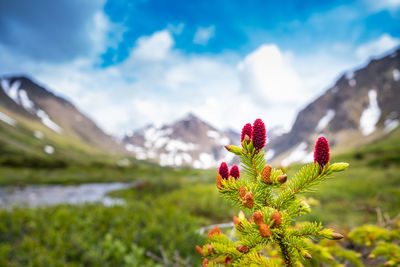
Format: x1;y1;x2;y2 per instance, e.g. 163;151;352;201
122;113;240;168
269;48;400;165
0;76;125;157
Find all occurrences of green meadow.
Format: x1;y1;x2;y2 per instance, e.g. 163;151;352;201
0;130;399;266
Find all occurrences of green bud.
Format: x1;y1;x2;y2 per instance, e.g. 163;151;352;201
224;145;242;155
318;229;344;240
328;162;349;172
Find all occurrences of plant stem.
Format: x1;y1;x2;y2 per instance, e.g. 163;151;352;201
277;233;293;267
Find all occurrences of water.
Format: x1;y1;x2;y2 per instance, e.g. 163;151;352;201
0;182;134;208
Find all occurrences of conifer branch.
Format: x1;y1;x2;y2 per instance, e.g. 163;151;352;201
199;120;349;266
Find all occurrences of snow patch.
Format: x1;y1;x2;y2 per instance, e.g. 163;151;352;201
0;111;17;126
345;72;356;87
181;153;192;163
281;142;313;166
1;79;63;133
393;69;400;82
219;137;230;146
384;118;399;133
192;153;215;169
36;110;63;133
359;90;381;136
165;140;197;152
0;79;10;91
348;79;356;87
159;153;173;166
125;144;147;160
316;109;335;132
18;90;35;112
33;130;44;139
4;80;21;103
222;150;235;163
154;137;169;149
207;130;220;139
345;72;354;80
143;126;173;148
44;145;54;154
174;154;183;166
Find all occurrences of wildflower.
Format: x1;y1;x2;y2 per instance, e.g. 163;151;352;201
202;258;209;267
252;119;266;152
229;165;240;179
218;162;229;179
241;123;252;142
314;137;330;169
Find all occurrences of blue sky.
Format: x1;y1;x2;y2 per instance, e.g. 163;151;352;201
0;0;399;135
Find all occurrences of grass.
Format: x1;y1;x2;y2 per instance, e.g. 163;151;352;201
0;122;399;265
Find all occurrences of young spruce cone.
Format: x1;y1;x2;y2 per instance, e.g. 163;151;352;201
271;212;282;227
252;210;264;225
261;165;272;184
236;245;249;253
259;223;271;238
243;191;254;208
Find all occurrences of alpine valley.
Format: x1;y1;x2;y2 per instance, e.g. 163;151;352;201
0;48;399;168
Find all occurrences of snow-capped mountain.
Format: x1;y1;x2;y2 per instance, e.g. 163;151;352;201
0;76;125;155
122;113;240;168
269;48;400;166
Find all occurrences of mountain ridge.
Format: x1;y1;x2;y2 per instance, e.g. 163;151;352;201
269;48;400;165
122;113;240;168
0;75;128;162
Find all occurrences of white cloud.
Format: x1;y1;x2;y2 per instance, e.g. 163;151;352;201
193;25;215;45
238;45;307;106
89;11;127;58
364;0;400;11
167;23;185;35
2;25;397;136
131;30;174;61
356;34;400;59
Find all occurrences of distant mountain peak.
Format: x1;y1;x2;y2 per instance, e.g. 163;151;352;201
123;113;240;168
269;48;400;166
0;75;127;155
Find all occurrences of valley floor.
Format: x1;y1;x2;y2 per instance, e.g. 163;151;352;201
0;133;399;266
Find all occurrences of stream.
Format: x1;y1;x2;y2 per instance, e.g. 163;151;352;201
0;182;135;208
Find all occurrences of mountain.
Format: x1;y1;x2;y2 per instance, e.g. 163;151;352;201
269;48;400;166
0;75;127;165
122;113;240;168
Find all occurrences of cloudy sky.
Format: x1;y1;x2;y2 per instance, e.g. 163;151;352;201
0;0;399;135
